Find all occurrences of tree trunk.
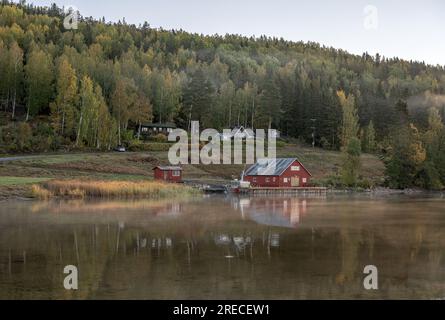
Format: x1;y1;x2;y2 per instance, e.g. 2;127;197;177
26;104;30;122
5;91;10;112
228;101;232;128
251;97;255;129
61;110;65;136
76;110;83;146
96;128;100;149
11;90;16;119
25;88;31;121
118;119;121;146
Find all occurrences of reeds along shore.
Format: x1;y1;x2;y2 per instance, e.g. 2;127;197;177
32;180;199;199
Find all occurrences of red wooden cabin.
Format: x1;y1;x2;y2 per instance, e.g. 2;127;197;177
243;158;312;188
153;166;183;183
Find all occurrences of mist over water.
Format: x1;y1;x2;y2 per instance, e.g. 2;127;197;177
0;195;444;299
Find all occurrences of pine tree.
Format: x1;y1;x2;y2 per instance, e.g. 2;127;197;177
181;69;214;129
385;124;427;189
257;70;281;129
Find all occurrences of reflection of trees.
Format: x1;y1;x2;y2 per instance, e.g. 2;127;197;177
1;198;445;299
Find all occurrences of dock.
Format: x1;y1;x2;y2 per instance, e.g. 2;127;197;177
248;187;328;195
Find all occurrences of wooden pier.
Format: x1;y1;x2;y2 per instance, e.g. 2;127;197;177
248;186;328;195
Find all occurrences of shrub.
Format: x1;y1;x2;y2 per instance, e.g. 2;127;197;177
151;133;168;143
31;184;53;199
128;140;171;152
15;122;32;151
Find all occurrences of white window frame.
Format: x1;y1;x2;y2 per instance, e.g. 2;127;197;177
283;178;288;183
291;166;300;171
302;178;307;183
172;170;180;177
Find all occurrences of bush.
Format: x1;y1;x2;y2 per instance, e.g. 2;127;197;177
15;122;32;151
30;134;53;152
128;140;171;152
320;136;331;149
357;179;373;189
151;133;168;143
121;129;135;145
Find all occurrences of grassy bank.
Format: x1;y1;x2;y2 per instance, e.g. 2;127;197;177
0;143;386;199
0;176;50;186
32;179;199;199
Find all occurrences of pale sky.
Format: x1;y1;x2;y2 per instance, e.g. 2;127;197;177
25;0;445;66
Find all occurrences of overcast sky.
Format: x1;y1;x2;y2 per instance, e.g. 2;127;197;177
26;0;445;66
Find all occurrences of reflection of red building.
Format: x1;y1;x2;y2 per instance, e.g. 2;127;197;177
153;166;182;183
241;198;308;228
243;158;312;187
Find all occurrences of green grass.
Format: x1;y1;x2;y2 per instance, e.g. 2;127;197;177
0;176;51;186
0;143;386;199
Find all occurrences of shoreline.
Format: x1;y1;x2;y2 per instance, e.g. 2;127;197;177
1;183;442;203
0;150;441;202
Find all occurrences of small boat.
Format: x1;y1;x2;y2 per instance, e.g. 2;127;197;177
202;184;228;193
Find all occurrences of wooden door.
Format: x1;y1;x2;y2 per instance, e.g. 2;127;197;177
291;176;300;187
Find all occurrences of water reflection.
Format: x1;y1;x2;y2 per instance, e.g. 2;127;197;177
234;197;309;228
0;195;444;299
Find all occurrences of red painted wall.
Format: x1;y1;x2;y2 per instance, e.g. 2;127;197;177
153;168;182;183
244;160;311;187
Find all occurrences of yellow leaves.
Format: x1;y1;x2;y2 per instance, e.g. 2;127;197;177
408;141;426;166
336;90;347;105
337;90;359;148
407;123;426;167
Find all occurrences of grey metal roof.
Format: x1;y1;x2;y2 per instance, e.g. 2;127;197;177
244;158;298;176
153;166;182;171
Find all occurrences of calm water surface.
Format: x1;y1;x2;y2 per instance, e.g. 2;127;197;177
0;194;444;299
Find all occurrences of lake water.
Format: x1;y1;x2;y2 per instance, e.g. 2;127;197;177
0;194;444;299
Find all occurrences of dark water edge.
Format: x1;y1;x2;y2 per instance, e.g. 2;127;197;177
0;194;444;300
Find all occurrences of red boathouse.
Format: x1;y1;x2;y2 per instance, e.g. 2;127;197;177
243;158;312;188
153;166;183;183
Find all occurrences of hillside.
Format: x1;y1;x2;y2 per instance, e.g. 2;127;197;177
0;2;443;190
0;2;444;151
